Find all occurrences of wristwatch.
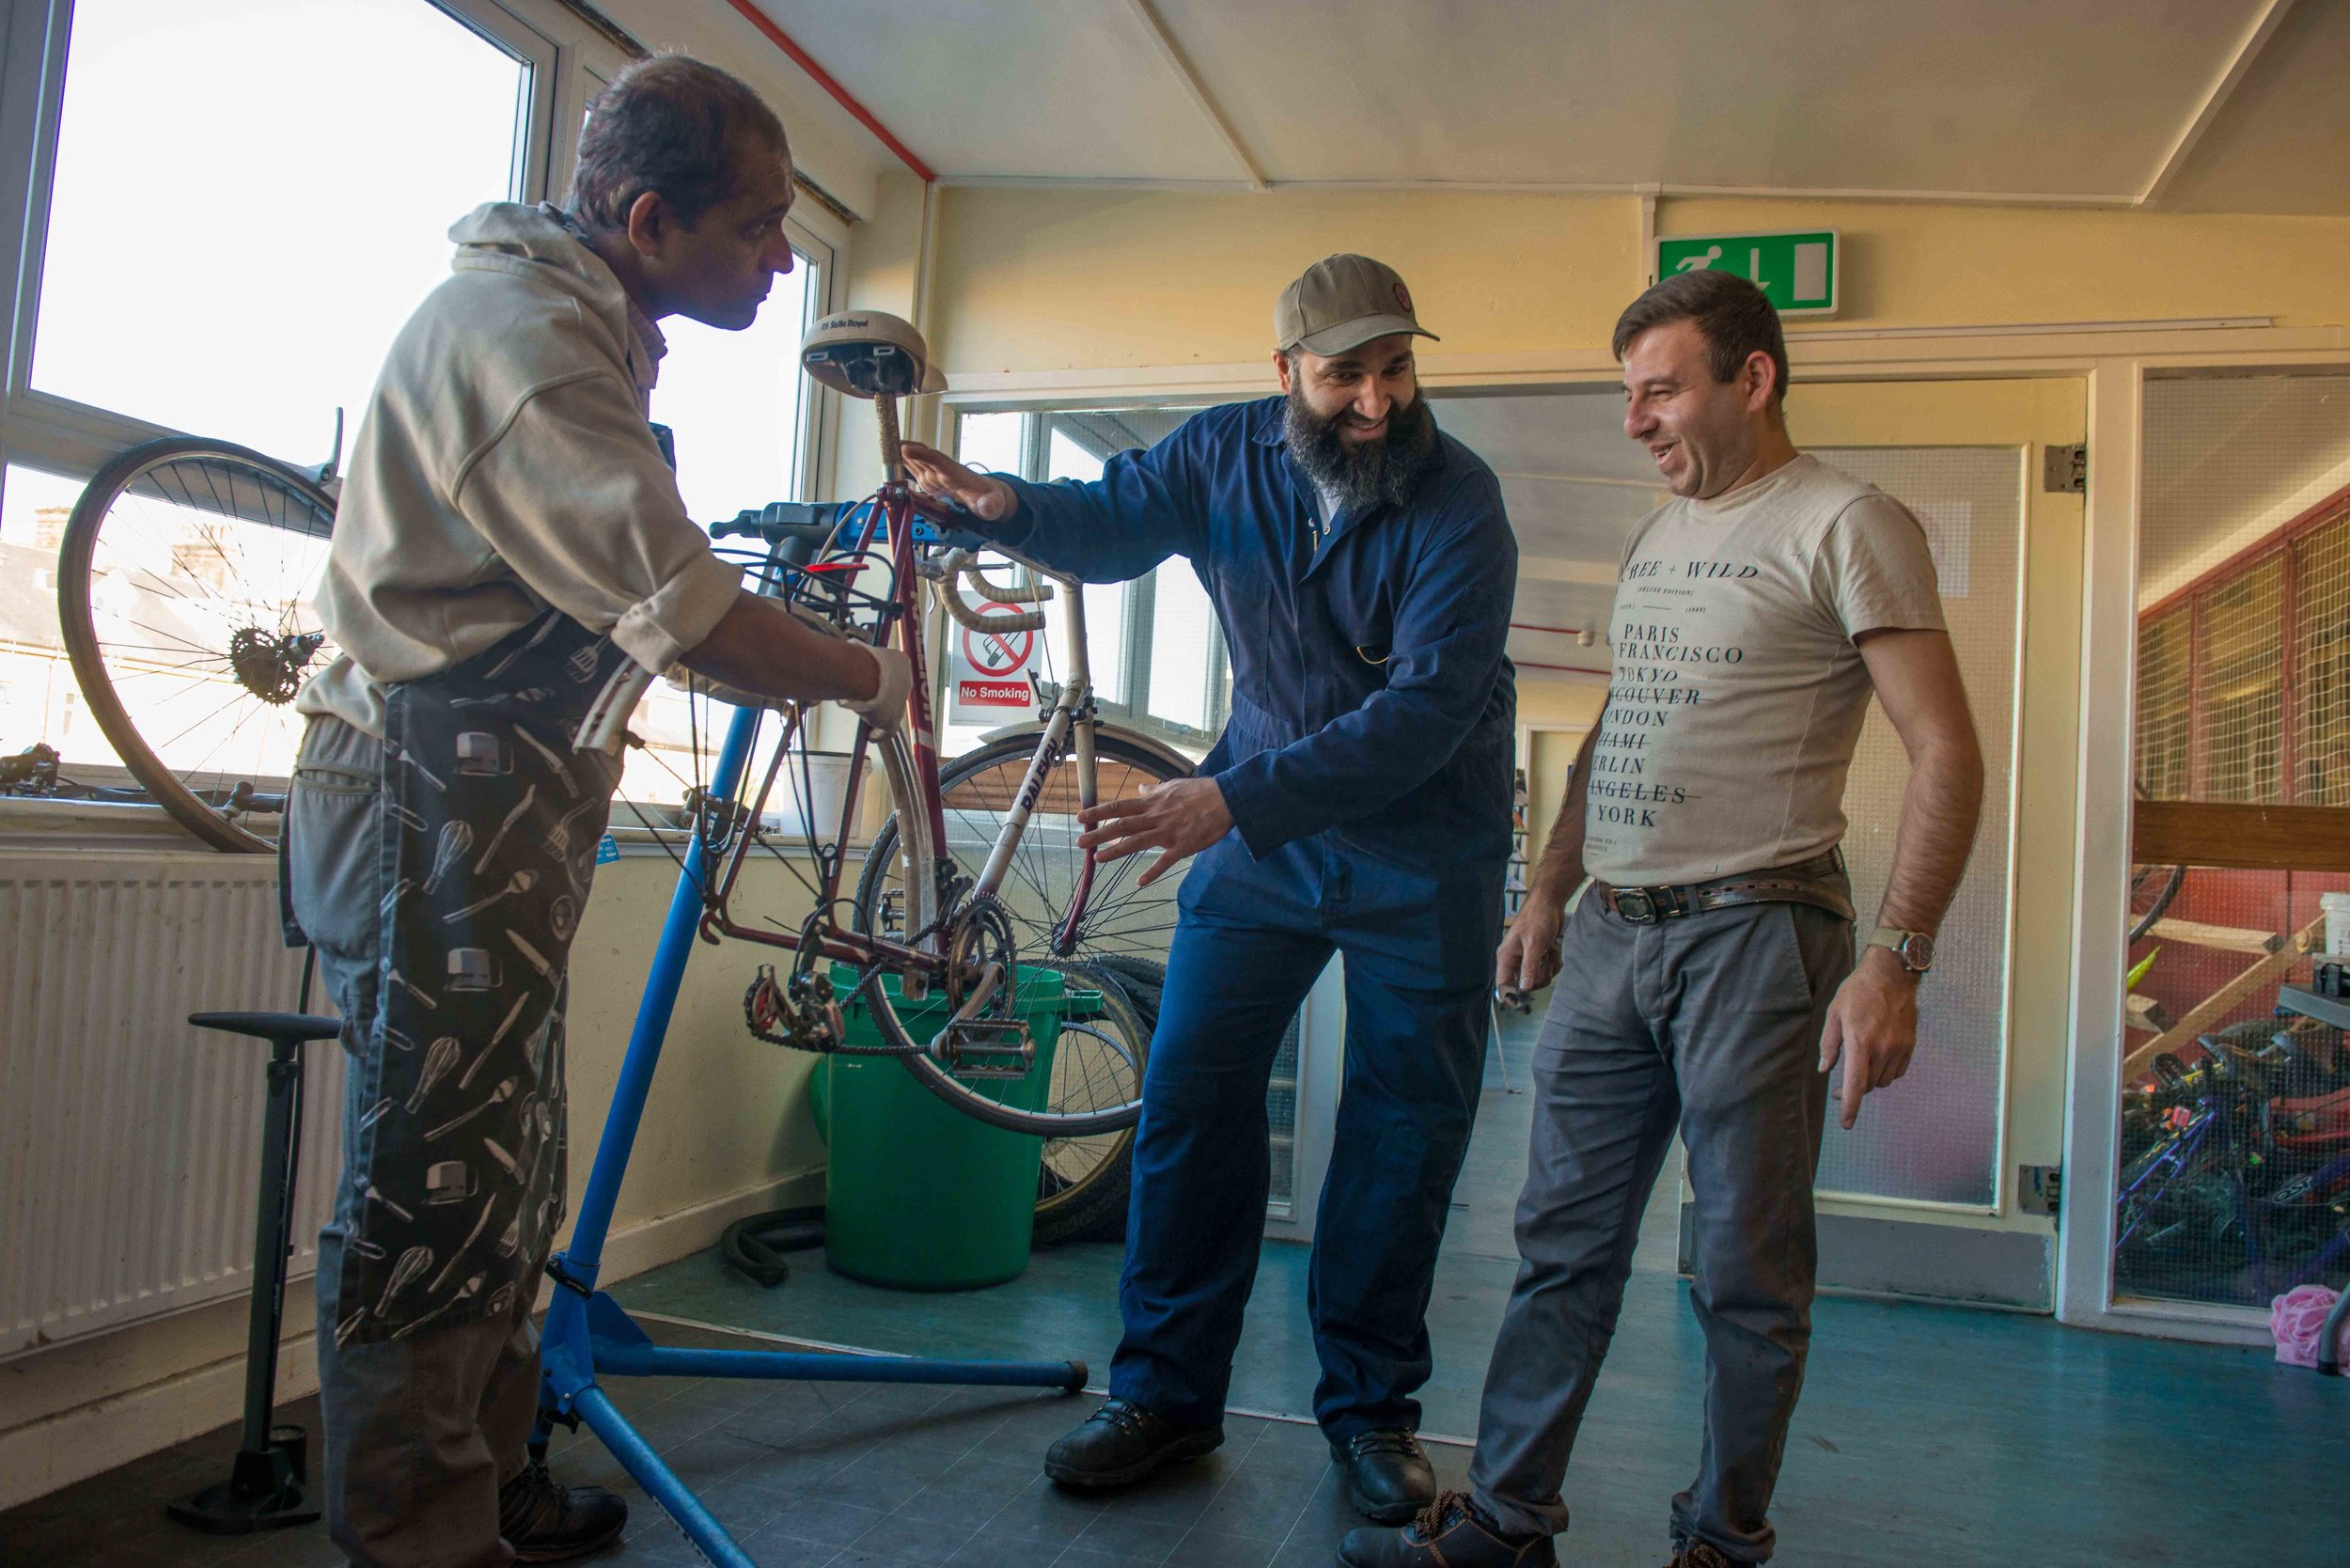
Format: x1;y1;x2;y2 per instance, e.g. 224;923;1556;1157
1869;927;1936;974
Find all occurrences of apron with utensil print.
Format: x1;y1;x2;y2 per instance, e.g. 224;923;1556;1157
333;607;625;1346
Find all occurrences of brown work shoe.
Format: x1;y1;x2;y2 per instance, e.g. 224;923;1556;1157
496;1459;627;1563
1668;1544;1749;1568
1336;1490;1557;1566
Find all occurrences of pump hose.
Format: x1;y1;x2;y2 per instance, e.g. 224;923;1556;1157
717;1205;827;1288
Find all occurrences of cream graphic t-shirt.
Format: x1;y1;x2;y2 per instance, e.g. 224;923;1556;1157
1582;454;1945;886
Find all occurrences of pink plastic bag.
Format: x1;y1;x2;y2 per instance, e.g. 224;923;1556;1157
2270;1284;2349;1369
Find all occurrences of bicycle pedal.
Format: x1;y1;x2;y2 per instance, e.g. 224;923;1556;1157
932;1017;1034;1078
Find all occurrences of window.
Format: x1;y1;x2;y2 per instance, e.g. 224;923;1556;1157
0;464;81;759
2135;504;2350;808
614;235;830;811
2194;558;2285;804
0;0;842;822
2134;605;2191;801
30;0;528;461
655;255;822;527
944;406;1227;760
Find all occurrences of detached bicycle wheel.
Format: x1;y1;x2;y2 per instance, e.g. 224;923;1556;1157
56;438;337;853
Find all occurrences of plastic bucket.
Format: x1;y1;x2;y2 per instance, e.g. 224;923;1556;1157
812;964;1073;1290
2322;892;2350;956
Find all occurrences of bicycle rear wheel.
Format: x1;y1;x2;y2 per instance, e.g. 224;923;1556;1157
56;438;337;852
852;728;1193;1136
1032;962;1150;1245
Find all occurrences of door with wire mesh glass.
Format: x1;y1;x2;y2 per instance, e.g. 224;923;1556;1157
2122;371;2350;1311
1754;378;2083;1309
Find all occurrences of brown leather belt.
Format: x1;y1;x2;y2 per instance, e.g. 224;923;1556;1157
1592;848;1855;925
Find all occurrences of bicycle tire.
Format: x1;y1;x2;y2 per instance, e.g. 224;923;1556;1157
1031;962;1151;1246
852;729;1192;1137
1025;954;1304;1247
2128;861;2186;945
56;437;337;853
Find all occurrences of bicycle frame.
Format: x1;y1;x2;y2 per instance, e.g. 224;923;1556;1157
696;481;1111;978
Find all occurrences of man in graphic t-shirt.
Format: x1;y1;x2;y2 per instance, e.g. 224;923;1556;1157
1343;271;1984;1568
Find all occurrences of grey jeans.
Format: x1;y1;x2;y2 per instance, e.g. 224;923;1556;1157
1468;890;1851;1564
289;714;546;1568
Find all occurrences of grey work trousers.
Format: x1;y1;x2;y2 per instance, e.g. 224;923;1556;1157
289;714;547;1568
1468;891;1852;1564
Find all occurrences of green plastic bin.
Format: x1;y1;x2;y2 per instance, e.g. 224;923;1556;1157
810;964;1075;1290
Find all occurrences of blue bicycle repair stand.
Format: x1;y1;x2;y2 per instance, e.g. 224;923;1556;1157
531;705;1088;1567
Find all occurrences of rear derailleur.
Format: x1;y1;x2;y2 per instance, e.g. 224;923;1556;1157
743;960;846;1053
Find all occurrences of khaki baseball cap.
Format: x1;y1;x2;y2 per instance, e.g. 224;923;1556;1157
1275;254;1439;356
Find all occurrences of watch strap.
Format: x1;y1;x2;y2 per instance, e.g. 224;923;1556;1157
1868;926;1933;972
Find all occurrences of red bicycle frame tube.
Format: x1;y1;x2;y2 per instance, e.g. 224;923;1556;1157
697;484;961;977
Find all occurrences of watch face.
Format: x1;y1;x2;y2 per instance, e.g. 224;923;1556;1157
1903;932;1936;971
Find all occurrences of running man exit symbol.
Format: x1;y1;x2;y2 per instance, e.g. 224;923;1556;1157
1655;230;1839;318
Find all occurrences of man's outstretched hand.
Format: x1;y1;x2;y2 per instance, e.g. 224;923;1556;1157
901;441;1019;525
1078;778;1233;887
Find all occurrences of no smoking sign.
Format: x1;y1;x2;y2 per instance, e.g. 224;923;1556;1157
948;601;1035;722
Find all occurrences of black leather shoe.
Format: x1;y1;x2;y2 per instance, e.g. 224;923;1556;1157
1338;1490;1557;1567
1332;1428;1437;1524
1042;1397;1223;1488
497;1459;628;1563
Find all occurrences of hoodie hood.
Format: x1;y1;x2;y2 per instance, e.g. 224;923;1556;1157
446;200;632;345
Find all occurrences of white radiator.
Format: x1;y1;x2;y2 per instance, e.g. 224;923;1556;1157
0;850;344;1357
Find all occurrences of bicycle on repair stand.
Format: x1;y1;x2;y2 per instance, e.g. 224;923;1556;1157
574;309;1190;1148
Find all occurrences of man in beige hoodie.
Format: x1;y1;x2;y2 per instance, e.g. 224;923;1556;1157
285;56;904;1567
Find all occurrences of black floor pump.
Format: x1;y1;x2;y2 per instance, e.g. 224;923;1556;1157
166;949;341;1535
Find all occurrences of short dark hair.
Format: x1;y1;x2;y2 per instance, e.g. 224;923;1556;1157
570;55;789;233
1611;269;1790;406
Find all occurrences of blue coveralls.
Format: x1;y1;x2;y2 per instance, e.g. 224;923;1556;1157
995;396;1518;1440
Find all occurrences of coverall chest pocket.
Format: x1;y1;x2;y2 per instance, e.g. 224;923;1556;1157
1327;580;1396;681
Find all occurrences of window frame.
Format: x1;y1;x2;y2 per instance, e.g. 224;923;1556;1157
2136;483;2350;808
0;0;842;832
948;405;1230;758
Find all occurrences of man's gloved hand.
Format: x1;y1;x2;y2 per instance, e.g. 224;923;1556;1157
843;645;913;736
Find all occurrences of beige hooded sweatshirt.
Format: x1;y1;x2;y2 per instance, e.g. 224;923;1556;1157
297;202;742;737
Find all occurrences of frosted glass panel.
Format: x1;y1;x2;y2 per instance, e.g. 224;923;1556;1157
1811;447;2021;1207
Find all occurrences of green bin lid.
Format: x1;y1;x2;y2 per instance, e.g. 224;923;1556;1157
828;961;1076;1021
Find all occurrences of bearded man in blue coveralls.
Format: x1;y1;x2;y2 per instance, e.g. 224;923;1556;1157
901;253;1518;1524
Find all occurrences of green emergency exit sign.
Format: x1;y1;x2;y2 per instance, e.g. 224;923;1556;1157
1655;229;1839;318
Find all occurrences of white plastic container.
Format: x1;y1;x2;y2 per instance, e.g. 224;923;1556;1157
2321;891;2350;956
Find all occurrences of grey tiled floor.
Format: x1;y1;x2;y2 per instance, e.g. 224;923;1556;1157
0;1318;1448;1568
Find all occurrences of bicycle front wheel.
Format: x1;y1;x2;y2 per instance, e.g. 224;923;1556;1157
852;728;1193;1137
56;438;337;852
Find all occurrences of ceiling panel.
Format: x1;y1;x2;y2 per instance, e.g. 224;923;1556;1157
1152;0;2264;196
2153;0;2350;214
745;0;1242;180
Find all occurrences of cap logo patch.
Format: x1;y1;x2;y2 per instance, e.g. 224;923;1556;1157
1393;282;1413;313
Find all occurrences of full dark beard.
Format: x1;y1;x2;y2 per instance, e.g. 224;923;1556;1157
1283;388;1439;514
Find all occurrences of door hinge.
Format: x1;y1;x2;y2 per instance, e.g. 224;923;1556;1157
2042;444;2086;494
2018;1163;2061;1217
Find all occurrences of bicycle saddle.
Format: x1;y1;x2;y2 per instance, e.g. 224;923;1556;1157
801;309;947;400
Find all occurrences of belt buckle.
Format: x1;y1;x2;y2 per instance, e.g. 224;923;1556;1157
1614;886;1658;924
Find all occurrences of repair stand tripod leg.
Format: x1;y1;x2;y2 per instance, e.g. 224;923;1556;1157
533;706;1086;1568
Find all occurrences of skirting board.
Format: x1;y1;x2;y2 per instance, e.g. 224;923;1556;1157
0;1168;822;1513
1679;1202;2054;1312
